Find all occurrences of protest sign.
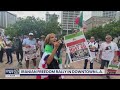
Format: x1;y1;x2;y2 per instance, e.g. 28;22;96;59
107;61;120;74
64;31;92;63
23;45;36;54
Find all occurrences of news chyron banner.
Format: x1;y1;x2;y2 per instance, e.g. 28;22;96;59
64;31;92;63
5;69;105;77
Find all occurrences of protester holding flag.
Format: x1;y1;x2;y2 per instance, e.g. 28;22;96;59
99;34;119;79
37;33;61;79
84;36;98;69
75;12;98;69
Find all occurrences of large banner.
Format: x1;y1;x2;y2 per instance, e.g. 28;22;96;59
64;31;92;63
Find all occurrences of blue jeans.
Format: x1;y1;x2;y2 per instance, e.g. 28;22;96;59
6;48;13;63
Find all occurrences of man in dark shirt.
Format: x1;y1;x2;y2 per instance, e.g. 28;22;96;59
13;36;23;66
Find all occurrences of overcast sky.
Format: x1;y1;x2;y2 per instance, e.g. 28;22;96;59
9;11;92;23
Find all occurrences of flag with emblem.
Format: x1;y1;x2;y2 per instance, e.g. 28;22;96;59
64;31;92;63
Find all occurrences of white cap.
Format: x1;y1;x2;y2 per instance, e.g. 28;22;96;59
29;33;34;35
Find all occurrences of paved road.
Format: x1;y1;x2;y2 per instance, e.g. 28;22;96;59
0;50;120;79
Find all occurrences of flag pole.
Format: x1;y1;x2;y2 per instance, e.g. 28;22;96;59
79;11;93;62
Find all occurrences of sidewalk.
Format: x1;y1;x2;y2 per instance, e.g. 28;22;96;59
62;51;120;79
0;53;40;79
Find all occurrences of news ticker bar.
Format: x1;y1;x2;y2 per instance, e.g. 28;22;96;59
6;69;120;77
20;69;105;74
5;69;105;75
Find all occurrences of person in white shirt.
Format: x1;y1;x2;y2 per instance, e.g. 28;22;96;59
22;33;37;69
4;37;13;64
84;36;98;69
99;35;119;79
38;35;45;57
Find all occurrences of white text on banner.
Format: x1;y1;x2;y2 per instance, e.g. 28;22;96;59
20;69;105;75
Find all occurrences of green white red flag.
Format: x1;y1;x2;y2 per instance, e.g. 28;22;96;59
75;11;83;28
64;31;92;63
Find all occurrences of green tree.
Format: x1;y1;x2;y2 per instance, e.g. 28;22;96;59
5;16;62;38
85;20;120;41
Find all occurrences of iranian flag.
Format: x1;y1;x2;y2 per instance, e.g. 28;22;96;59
64;31;86;47
75;11;83;28
64;31;91;62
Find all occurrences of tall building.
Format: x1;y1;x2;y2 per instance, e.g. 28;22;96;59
115;11;120;21
0;11;17;28
91;11;103;17
46;12;59;22
103;11;117;18
85;16;112;30
61;11;80;35
46;12;50;22
0;11;17;36
91;11;117;18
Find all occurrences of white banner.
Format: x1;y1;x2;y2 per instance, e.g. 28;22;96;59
19;69;105;75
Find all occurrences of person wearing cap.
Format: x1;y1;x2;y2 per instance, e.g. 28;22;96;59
22;33;37;69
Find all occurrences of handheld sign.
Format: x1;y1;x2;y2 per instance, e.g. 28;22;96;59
64;31;92;63
107;61;120;74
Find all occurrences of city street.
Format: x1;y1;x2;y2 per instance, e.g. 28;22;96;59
0;11;120;79
0;50;120;79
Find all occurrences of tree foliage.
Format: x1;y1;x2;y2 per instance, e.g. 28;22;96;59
5;16;62;38
85;20;120;40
